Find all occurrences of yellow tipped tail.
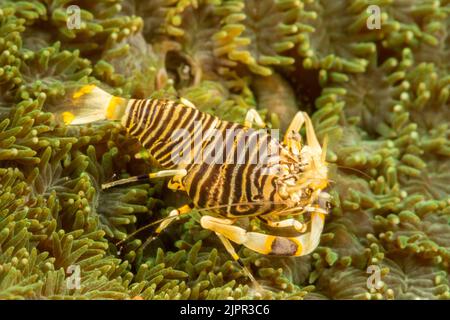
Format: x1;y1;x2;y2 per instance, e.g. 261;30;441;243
51;85;128;125
72;84;97;99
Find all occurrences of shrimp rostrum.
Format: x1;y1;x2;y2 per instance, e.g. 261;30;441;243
54;84;331;287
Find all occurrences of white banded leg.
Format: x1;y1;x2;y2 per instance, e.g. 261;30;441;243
102;169;187;190
200;212;325;257
283;111;305;154
244;109;266;128
138;204;193;252
264;218;307;233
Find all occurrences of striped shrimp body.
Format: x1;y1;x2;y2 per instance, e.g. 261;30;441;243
56;85;331;286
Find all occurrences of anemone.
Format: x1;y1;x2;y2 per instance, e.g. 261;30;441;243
1;0;449;301
318;172;399;271
123;0;178;42
0;5;25;111
410;2;449;69
298;0;387;75
381;254;450;299
95;31;161;97
0;96;69;165
126;208;316;299
21;128;152;243
26;145;75;197
2;0;55;51
375;200;450;267
18;42;92;100
21;27;55;52
313;266;373;299
331;126;396;176
0;167;31;227
152;0;234;83
322;221;368;267
42;0;143;55
3;1;46;24
403;62;449;157
83;144;154;242
399;158;450;200
213;0;304;76
339;48;413;138
250;72;299;131
0;169;44;299
0;244;131;299
179;79;254;122
381;0;447;55
34;267;130;299
130;240;313;300
0;248;53;300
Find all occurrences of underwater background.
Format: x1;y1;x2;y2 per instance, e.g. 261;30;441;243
0;0;449;299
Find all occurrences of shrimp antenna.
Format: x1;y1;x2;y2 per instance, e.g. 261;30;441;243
318;135;371;180
115;216;176;247
321;134;329;163
333;164;373;180
115;200;288;248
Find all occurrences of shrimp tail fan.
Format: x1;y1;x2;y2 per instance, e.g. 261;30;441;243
48;84;128;125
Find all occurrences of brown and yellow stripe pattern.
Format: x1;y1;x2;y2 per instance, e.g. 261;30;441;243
122;98;292;217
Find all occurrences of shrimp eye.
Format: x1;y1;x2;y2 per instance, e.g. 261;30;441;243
318;192;332;211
